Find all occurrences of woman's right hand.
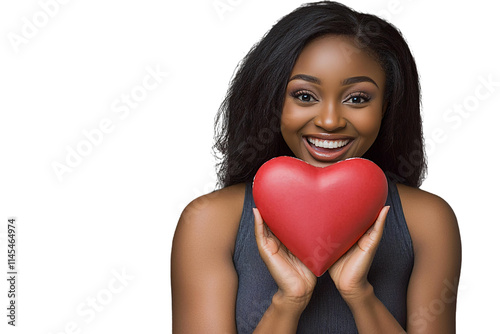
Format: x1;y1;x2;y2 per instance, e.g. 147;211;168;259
253;208;317;312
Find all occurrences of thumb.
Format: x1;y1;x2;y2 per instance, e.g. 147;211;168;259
358;205;390;252
253;208;269;245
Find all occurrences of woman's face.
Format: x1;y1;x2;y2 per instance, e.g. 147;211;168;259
281;34;386;167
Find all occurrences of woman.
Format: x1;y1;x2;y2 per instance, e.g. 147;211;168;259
171;1;461;333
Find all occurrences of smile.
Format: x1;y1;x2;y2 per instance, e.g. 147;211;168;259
306;137;350;149
303;136;354;162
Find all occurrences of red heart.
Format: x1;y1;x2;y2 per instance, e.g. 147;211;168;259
252;156;388;276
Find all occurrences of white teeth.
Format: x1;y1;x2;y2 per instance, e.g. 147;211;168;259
307;137;350;149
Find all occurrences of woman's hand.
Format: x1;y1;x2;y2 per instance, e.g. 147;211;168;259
253;208;317;311
328;206;390;303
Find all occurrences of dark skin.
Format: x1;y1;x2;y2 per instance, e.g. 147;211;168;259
171;35;461;333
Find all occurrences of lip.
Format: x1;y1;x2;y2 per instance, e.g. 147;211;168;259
302;135;354;162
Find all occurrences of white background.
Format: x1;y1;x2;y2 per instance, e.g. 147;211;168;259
0;0;498;333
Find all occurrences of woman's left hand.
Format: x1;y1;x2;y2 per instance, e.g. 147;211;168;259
328;206;390;302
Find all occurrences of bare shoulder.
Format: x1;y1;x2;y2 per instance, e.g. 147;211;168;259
173;182;247;255
171;183;247;332
395;183;461;259
396;184;462;332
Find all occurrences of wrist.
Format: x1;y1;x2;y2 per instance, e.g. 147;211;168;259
340;282;375;308
272;289;311;315
253;291;307;333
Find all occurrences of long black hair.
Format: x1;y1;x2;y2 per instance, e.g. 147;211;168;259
213;1;426;188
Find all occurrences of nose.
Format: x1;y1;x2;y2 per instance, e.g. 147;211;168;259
313;101;346;131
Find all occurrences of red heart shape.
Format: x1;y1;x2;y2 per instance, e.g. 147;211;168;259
252;156;388;276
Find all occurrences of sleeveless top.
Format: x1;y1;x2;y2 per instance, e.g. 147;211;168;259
233;179;414;333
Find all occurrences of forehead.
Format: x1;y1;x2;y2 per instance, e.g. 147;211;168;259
290;34;385;85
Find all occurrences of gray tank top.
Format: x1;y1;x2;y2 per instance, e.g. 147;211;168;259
233;179;413;333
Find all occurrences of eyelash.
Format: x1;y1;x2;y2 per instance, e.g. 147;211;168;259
344;92;372;104
291;90;317;102
290;90;372;104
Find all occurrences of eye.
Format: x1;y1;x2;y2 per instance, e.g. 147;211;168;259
343;92;371;104
291;90;317;103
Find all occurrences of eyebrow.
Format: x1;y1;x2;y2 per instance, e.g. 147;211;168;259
288;74;321;84
342;76;379;88
288;74;379;88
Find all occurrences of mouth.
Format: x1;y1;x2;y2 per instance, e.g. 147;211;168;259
303;135;354;162
306;137;350;149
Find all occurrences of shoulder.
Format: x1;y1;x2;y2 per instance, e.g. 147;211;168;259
395;185;462;331
395;183;461;264
173;182;247;256
171;184;247;332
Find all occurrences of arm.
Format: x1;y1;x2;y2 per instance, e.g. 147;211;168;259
328;206;406;333
401;185;461;333
172;186;316;334
171;184;244;333
328;186;461;334
252;208;317;333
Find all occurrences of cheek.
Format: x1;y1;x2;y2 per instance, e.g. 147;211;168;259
280;113;296;147
280;104;302;136
281;98;315;128
362;115;382;137
350;110;383;143
281;115;296;134
280;104;307;155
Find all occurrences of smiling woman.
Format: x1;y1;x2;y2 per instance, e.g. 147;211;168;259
171;1;461;333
